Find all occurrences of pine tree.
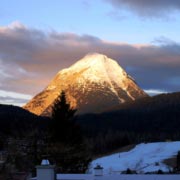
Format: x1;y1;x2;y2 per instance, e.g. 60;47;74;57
48;91;91;173
50;91;77;143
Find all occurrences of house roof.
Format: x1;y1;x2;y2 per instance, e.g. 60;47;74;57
32;174;180;180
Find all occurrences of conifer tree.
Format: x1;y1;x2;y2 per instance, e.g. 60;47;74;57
50;91;78;143
48;91;91;173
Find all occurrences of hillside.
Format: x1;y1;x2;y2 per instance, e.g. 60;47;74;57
77;92;180;155
0;104;48;137
78;92;180;135
91;141;180;174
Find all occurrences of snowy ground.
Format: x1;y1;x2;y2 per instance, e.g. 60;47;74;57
57;174;180;180
32;174;180;180
91;141;180;174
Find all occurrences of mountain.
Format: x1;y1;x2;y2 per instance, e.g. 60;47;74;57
24;53;148;116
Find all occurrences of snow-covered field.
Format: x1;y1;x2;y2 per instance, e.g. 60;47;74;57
56;174;180;180
32;174;180;180
91;141;180;174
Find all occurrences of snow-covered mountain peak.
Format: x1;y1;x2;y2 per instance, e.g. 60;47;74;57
24;53;148;116
58;53;126;84
80;52;107;62
82;52;107;60
71;53;119;69
62;53;107;71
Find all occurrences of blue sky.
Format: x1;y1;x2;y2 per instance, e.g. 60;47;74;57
2;0;180;43
0;0;180;106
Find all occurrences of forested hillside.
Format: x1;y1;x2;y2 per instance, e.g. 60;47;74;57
0;104;48;137
77;92;180;155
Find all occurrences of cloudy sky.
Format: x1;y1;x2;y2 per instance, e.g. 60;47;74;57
0;0;180;106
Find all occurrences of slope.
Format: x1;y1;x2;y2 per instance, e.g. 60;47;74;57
0;104;48;136
92;141;180;174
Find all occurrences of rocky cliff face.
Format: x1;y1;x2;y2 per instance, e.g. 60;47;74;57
24;53;148;116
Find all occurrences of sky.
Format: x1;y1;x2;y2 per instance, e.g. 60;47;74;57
0;0;180;106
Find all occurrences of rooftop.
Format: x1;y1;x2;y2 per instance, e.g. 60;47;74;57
31;174;180;180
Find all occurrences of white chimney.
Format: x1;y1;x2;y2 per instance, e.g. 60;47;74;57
94;164;103;176
36;159;55;180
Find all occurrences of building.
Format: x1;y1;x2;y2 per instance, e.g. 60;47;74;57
31;160;180;180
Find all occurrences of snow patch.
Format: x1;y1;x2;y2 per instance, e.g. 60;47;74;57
56;53;135;101
91;141;180;174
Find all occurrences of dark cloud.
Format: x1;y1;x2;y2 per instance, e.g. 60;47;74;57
104;0;180;18
0;22;180;98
